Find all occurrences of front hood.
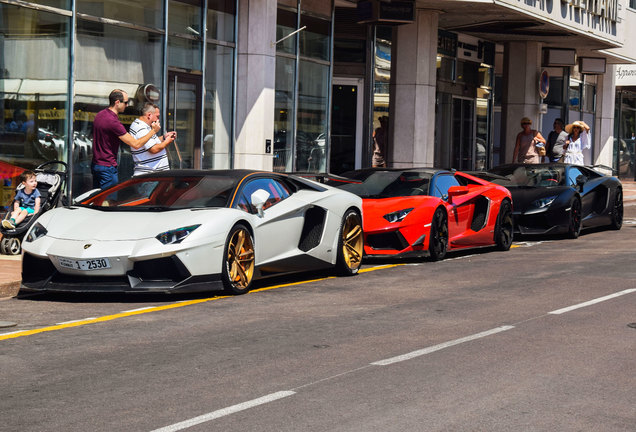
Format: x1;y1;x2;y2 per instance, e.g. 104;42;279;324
507;186;570;212
37;206;224;241
363;196;439;231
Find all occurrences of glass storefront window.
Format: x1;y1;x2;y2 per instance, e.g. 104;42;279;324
274;56;295;172
77;0;163;29
168;0;203;71
296;60;328;172
569;79;581;111
74;20;162;196
168;37;203;71
274;3;332;173
207;0;235;42
300;14;330;61
203;44;234;169
276;8;297;56
0;5;69;199
373;26;391;167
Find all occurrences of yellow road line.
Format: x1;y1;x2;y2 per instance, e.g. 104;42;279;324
0;264;401;342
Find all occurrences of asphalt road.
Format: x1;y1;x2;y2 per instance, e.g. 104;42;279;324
1;207;636;432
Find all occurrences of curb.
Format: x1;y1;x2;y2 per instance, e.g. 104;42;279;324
0;281;20;299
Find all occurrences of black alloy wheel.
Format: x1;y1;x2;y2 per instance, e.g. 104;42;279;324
429;207;448;261
494;200;514;251
610;188;623;230
567;197;582;239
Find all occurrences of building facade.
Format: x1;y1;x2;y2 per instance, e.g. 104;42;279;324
1;0;635;203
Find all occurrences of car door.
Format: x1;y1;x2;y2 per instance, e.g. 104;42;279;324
430;173;468;241
233;177;307;267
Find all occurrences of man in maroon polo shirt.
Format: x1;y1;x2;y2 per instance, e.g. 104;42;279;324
91;89;162;190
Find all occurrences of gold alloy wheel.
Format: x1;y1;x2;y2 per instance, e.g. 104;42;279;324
342;212;363;270
226;227;255;290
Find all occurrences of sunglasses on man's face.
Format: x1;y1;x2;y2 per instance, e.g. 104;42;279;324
522;122;531;125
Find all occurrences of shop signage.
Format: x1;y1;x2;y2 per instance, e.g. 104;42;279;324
561;0;618;22
456;34;495;65
616;65;636;86
357;0;415;24
437;30;457;57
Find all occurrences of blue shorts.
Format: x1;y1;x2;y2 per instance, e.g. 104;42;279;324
91;163;118;190
19;207;35;214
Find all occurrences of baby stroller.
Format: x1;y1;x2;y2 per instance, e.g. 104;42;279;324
1;160;67;255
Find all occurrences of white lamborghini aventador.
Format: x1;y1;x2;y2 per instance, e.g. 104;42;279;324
21;170;364;294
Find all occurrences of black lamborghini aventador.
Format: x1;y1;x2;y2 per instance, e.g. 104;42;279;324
472;163;623;238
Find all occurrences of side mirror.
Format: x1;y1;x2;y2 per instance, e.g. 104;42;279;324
575;175;586;190
447;185;469;203
250;189;270;217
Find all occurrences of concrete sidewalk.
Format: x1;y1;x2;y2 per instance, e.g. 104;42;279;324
2;180;636;298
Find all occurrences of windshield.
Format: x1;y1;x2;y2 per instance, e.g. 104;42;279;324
331;171;432;198
79;175;236;210
489;165;565;187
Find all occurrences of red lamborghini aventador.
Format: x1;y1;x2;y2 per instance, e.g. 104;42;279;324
328;168;514;260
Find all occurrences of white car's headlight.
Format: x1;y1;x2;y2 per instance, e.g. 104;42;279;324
383;208;414;223
25;222;48;242
156;224;201;245
532;196;557;209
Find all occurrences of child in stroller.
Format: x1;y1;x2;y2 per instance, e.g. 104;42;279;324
3;170;41;229
1;160;67;255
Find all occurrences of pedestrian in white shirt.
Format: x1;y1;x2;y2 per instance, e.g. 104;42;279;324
563;120;590;165
128;103;177;176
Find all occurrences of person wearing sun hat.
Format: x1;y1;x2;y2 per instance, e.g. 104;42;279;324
563;120;590;165
512;116;546;164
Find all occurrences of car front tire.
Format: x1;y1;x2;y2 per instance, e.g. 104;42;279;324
567;197;582;239
335;209;363;276
429;207;448;261
221;224;255;295
609;188;623;230
494;200;513;251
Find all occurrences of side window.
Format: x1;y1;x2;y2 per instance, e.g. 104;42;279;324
431;174;460;199
567;167;585;187
233;178;291;213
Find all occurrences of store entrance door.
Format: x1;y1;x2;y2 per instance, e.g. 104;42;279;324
168;72;202;169
451;97;475;171
330;78;363;174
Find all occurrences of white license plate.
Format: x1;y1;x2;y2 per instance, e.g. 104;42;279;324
58;257;111;271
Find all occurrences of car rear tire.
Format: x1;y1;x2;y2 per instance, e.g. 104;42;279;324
221;224;255;295
609;188;623;230
335;209;363;276
494;200;513;251
429;207;448;261
567;197;582;239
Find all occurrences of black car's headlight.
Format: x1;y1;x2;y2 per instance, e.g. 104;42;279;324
532;196;557;209
25;222;48;242
156;224;201;245
383;208;414;223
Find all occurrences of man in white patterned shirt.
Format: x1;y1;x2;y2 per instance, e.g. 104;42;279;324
128;103;177;176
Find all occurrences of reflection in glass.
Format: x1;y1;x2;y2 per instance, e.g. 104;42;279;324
168;0;203;71
207;0;235;42
74;20;162;196
296;61;328;172
274;57;295;172
77;0;163;28
373;26;391;167
203;44;234;169
168;77;200;169
300;14;330;61
276;8;297;56
0;6;69;179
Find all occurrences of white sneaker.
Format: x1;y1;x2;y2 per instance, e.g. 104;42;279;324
2;220;15;229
